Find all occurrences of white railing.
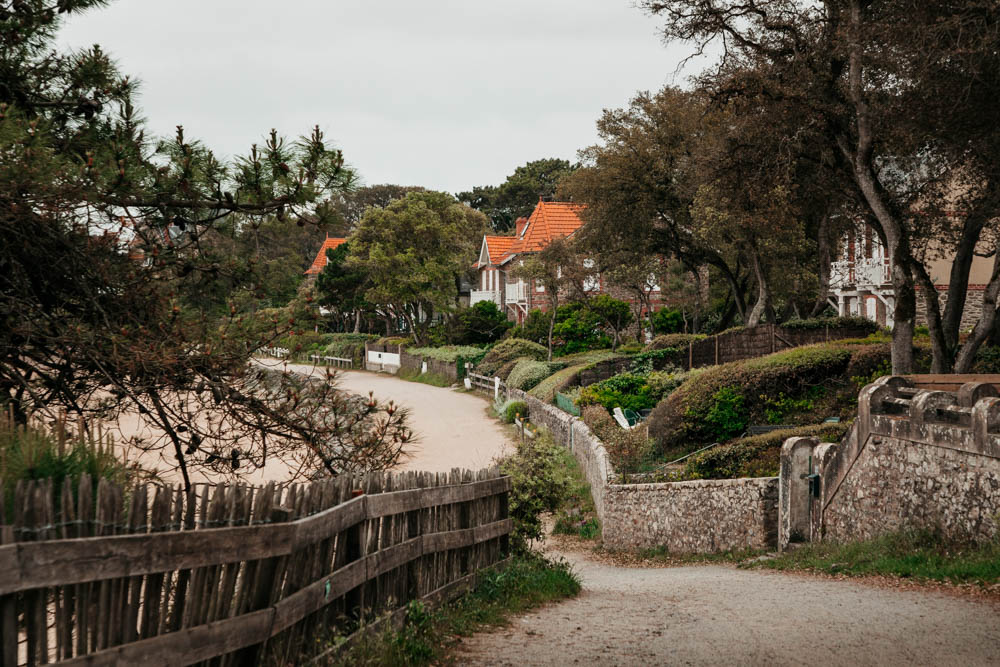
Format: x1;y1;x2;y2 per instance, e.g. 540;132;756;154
504;281;526;304
856;258;890;286
470;289;501;306
830;259;890;289
309;354;353;369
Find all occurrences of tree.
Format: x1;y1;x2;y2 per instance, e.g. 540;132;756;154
511;237;579;360
453;301;512;345
316;241;370;332
561;89;753;325
639;0;1000;373
458;158;576;232
330;184;426;232
587;295;633;350
0;0;410;490
348;191;487;344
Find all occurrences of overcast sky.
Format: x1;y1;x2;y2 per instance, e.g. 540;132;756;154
57;1;703;194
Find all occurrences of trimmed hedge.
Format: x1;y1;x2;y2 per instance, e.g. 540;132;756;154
683;422;849;479
405;345;486;363
507;359;565;391
644;333;707;351
477;339;548;376
647;343;857;451
779;315;879;333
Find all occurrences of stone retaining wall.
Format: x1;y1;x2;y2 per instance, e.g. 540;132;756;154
508;388;778;552
603;477;778;552
780;375;1000;548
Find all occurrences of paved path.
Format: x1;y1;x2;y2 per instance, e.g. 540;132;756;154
280;363;512;473
455;544;1000;666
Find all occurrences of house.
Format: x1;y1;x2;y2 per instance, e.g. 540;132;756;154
829;220;993;328
471;198;668;324
304;236;348;277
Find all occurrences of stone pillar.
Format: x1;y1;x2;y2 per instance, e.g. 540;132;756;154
779;436;819;551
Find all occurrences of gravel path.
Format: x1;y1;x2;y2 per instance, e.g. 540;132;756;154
455;544;1000;666
281;363;512;473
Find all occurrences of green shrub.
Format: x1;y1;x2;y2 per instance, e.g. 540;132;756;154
504;401;528;424
499;431;574;549
973;345;1000;373
647;343;854;452
1;417;132;520
629;348;682;373
476;338;548;376
650;307;685;334
683;422;849;479
507;359;562;391
780;315;879;334
322;333;378;364
448;301;512;344
551;302;609;355
578;372;655;412
528;365;583;402
644;333;706;351
617;341;644;355
581;404;617;438
405;345;485;363
603;426;654;474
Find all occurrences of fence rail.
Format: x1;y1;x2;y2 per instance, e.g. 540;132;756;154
466;372;504;399
0;468;510;666
308;354;353;369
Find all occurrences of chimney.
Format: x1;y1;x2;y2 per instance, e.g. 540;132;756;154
515;216;528;237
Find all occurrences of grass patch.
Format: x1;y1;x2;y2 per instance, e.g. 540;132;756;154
320;553;580;665
396;367;453;387
550;445;600;540
748;530;1000;585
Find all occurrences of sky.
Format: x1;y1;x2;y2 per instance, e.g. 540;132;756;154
56;1;705;195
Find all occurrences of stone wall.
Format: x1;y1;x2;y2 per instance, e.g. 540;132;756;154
915;286;986;331
508;388;778;552
603;477;778;552
780;375;1000;548
684;324;874;370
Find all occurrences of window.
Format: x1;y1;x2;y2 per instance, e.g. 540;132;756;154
536;280;545;293
647;274;660;291
582;259;598;292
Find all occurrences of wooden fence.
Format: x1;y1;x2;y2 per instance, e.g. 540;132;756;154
0;468;511;666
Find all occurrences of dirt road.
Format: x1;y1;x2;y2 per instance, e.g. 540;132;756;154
281;362;512;473
456;543;1000;666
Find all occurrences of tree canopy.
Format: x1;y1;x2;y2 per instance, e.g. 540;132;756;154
458;158;577;232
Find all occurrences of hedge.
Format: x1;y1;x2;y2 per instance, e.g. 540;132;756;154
646;343;857;451
507;359;565;391
476;339;548;376
644;333;707;352
405;345;486;363
683;422;850;479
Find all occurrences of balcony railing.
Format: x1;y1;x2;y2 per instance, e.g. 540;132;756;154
470;289;501;306
504;281;527;304
830;259;891;289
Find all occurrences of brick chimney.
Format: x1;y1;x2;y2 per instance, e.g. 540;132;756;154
515;216;528;237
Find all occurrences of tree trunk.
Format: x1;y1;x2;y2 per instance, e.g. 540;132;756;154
745;248;772;327
954;251;1000;372
353;310;361;333
810;214;834;317
913;261;950;373
942;213;988;352
546;296;558;362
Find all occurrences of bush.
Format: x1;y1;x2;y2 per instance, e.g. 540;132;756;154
683;422;849;479
577;372;656;412
644;333;706;351
780;315;879;334
551;302;609;355
650;307;685;334
504;400;528;424
406;345;485;363
581;404;617;437
580;405;653;473
973;345;1000;373
322;333;379;365
1;416;132;520
499;431;574;549
528;365;583;402
476;338;548;376
448;301;513;344
647;343;854;451
629;348;683;373
505;309;551;345
507;359;562;391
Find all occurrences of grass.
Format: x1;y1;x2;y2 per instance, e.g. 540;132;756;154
317;553;580;665
748;530;1000;585
549;443;600;541
396;367;454;387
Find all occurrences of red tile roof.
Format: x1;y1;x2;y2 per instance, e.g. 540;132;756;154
499;200;585;263
305;237;348;275
475;235;517;268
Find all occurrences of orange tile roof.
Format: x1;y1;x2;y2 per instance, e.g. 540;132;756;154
499;200;585;264
475;235;516;268
305;237;348;275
